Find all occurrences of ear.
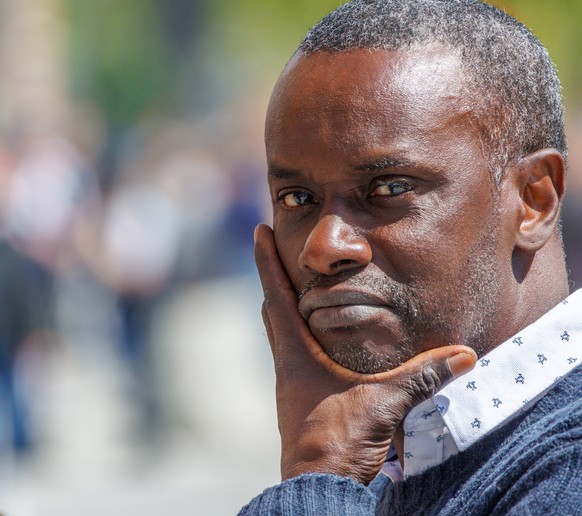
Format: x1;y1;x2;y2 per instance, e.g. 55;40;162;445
508;149;565;253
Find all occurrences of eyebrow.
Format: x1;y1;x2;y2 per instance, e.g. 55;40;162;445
354;156;415;171
356;156;444;179
268;165;302;180
268;156;438;179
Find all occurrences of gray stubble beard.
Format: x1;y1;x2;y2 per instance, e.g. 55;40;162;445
322;214;503;374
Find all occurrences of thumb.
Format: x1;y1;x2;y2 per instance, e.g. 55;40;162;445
379;346;478;422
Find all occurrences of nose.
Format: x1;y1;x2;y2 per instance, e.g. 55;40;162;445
298;214;372;275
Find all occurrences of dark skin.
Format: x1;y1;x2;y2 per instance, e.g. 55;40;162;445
256;45;568;484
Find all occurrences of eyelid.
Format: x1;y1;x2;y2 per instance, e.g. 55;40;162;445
372;175;413;184
369;176;414;196
276;188;318;208
276;187;311;201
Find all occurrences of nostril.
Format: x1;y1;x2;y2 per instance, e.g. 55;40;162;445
330;259;360;270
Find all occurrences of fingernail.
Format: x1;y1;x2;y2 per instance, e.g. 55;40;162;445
254;225;259;243
448;351;477;377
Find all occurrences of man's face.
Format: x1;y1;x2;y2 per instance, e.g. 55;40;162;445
265;46;514;374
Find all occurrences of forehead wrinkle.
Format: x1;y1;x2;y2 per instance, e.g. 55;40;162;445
268;52;477;160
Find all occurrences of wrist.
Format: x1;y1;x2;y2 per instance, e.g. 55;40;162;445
281;441;388;485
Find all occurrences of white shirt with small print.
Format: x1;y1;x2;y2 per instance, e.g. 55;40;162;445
379;289;582;482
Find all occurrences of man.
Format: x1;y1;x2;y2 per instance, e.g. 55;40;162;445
241;0;581;513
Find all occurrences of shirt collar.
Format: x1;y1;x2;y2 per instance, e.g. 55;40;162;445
400;289;582;478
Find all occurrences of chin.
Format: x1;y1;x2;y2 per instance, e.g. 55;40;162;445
315;331;402;374
331;353;391;374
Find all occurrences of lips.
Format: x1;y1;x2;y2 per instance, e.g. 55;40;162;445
299;289;393;332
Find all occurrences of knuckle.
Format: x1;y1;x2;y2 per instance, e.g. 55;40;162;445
402;364;446;403
419;364;444;394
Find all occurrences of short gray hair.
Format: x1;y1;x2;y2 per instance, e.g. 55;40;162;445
299;0;567;183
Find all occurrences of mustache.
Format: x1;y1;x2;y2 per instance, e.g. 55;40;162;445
298;269;360;300
297;269;422;320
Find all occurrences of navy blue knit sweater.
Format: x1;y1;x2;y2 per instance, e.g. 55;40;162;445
240;365;581;515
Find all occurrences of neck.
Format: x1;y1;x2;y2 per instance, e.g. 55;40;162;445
392;239;569;461
502;241;569;345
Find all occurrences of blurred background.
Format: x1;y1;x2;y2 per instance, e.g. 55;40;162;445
0;1;579;514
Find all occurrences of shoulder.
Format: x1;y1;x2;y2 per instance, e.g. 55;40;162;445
466;366;582;514
496;365;581;475
493;415;581;515
377;367;582;516
526;364;582;438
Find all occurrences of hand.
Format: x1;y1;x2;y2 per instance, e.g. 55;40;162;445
255;224;478;485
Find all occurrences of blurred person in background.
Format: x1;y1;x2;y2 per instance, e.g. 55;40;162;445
72;127;216;447
0;130;99;456
0;139;52;456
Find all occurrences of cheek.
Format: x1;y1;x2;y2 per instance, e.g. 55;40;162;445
369;218;480;283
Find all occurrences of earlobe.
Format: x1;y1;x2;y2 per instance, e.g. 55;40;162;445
513;149;565;252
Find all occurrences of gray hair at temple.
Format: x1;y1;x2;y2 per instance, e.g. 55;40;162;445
299;0;567;184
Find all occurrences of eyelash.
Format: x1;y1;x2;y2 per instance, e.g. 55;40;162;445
277;191;317;208
369;179;414;197
277;178;413;209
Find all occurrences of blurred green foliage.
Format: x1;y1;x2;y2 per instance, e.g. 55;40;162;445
489;0;582;106
208;0;343;78
66;0;172;128
212;0;582;106
65;0;582;130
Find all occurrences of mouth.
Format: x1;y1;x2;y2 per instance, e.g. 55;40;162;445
298;289;394;332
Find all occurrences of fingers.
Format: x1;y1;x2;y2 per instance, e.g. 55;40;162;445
254;224;297;313
255;224;316;362
261;302;275;355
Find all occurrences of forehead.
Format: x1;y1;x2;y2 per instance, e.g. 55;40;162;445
272;45;468;103
265;46;477;158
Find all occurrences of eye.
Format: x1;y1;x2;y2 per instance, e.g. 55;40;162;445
278;191;316;208
370;179;413;197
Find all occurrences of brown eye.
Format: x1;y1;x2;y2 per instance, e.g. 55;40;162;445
279;191;315;208
370;180;413;197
